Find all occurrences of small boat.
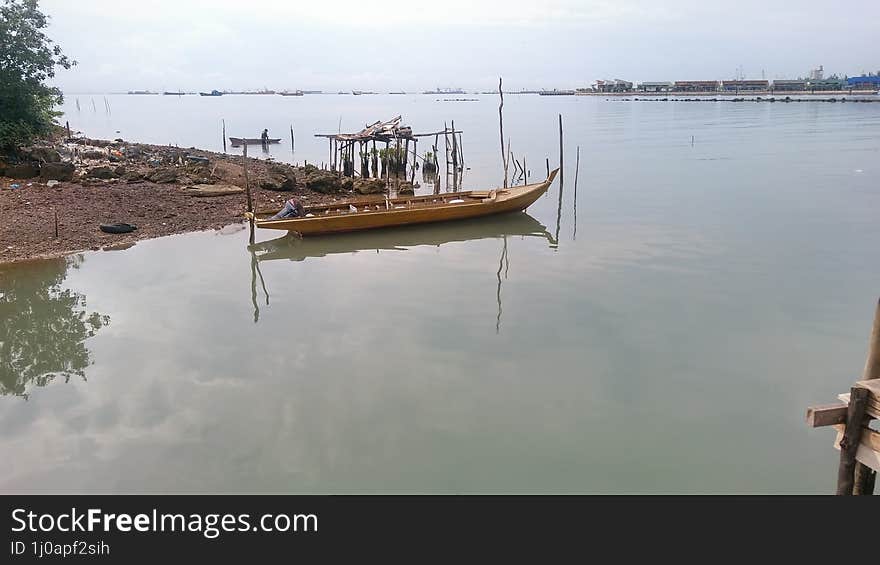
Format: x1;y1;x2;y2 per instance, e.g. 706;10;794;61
248;169;559;235
200;90;223;96
279;90;304;96
229;137;282;146
163;91;186;96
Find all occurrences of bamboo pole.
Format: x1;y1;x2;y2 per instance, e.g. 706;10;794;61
243;144;253;213
558;114;564;186
451;120;458;171
499;78;507;188
853;299;880;494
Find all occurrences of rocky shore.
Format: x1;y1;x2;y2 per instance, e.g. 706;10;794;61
0;135;398;264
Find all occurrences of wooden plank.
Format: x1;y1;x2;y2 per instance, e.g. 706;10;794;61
837;386;871;495
806;403;849;427
834;425;880;473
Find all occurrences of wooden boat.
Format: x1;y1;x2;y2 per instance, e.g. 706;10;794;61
229;137;282;146
248;169;559;235
248;212;556;263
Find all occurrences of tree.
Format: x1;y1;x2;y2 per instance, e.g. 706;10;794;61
0;0;75;149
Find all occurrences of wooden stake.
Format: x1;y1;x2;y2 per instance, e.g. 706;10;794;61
854;298;880;494
573;145;580;239
558;114;564;186
290;125;295;152
222;119;227;153
451;120;458;171
837;386;870;495
54;209;58;238
65;121;71;140
546;157;550;178
499;77;508;188
243;144;253;213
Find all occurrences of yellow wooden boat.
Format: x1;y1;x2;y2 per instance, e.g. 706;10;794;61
248;169;558;235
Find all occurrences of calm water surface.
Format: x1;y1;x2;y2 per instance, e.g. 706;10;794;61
1;94;879;492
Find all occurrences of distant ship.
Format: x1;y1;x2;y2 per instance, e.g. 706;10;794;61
352;90;377;95
423;87;465;94
199;90;223;96
127;90;158;95
389;91;406;95
279;90;304;96
163;91;185;96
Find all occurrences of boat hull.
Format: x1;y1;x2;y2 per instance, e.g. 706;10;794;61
253;170;558;236
229;137;282;146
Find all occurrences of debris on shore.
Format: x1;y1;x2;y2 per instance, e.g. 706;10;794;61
0;135;390;264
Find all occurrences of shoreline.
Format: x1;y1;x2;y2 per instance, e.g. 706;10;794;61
0;136;392;266
575;90;879;97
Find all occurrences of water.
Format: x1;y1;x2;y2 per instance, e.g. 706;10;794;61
2;94;879;493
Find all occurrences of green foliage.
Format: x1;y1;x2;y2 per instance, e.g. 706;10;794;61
0;0;75;149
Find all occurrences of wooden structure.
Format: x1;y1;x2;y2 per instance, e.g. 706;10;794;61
315;116;462;187
806;299;880;495
247;169;558;236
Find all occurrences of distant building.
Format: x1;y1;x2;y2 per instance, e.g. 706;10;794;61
593;79;633;93
771;80;807;92
809;65;824;81
637;81;673;93
672;80;719;92
846;74;880;90
807;78;846;91
722;80;769;92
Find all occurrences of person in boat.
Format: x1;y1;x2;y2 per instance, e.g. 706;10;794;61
268;197;305;220
261;128;269;145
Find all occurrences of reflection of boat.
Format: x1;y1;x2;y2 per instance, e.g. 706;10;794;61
229;137;281;146
250;170;558;235
248;211;556;262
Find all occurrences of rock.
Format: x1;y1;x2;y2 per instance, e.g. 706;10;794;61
122;171;145;183
21;146;61;163
40;162;75;181
6;163;40;179
81;150;106;160
46;180;60;188
87;166;116;179
304;169;342;193
397;182;415;195
147;167;178;183
183;183;244;197
114;165;127;176
354;178;386;194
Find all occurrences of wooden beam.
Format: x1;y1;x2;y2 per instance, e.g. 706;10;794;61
834;424;880;473
806;403;849;427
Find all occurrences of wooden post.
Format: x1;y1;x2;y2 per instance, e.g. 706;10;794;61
546;157;550;178
854;298;880;494
222;119;227;153
558;114;564;186
457;131;464;168
451;120;458;171
65;121;71;140
410;138;417;184
573;146;580;239
837;386;870;495
290;125;295;152
498;77;507;188
243;144;253;213
54;209;58;238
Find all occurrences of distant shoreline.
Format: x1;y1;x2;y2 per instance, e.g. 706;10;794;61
575;90;878;97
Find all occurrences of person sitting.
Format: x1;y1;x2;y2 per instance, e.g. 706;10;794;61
268;197;305;220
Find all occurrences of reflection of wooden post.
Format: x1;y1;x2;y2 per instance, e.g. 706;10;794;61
243;144;253;213
853;299;880;494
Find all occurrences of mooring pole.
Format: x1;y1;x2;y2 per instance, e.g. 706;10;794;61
853;299;880;494
243;143;253;213
222;119;227;153
65;121;71;140
558;114;564;186
498;77;507;188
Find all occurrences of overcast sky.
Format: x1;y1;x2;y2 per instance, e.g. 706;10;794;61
42;0;879;93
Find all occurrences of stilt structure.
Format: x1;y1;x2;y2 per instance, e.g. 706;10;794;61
806;298;880;494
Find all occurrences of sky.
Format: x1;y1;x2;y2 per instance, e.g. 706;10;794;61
41;0;880;93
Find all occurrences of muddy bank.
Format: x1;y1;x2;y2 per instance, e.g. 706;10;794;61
0;135;390;264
